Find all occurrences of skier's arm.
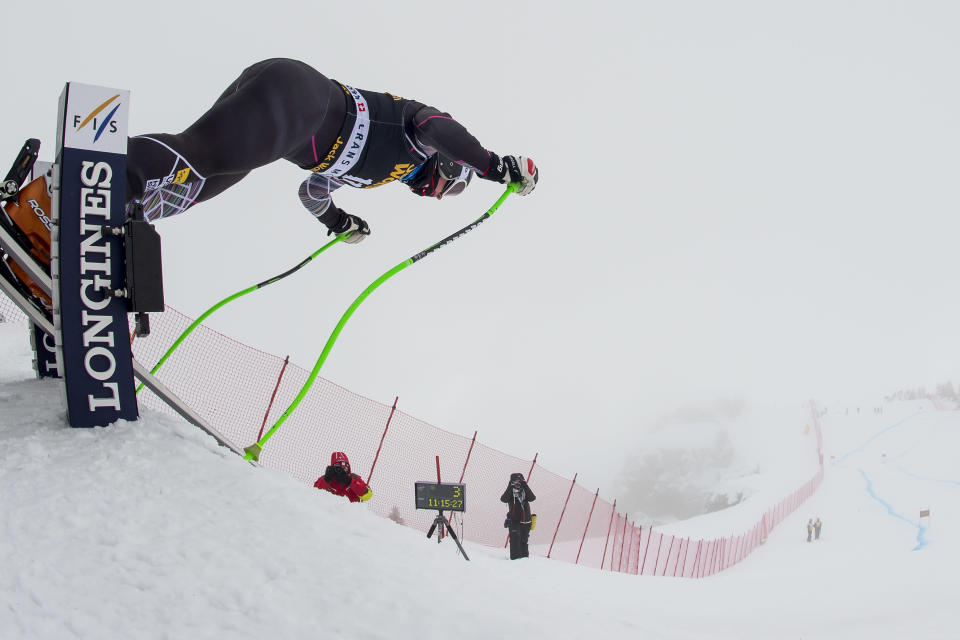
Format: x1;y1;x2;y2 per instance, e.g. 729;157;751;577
298;174;369;244
411;105;538;195
299;173;343;227
410;105;492;173
501;487;512;503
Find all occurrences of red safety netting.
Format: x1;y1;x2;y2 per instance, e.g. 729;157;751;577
0;292;824;575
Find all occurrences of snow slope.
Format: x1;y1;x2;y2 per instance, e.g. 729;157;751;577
0;322;957;639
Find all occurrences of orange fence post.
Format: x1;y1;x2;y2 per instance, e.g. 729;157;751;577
600;498;616;571
256;355;290;442
547;473;578;559
575;488;600;565
366;396;398;485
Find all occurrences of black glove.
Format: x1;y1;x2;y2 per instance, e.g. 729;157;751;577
484;154;538;196
324;207;370;244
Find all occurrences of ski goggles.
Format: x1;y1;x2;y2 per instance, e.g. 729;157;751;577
405;153;473;199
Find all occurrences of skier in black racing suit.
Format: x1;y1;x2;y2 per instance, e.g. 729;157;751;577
125;58;539;242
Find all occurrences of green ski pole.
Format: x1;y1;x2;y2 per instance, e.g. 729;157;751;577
243;184;517;461
136;234;347;393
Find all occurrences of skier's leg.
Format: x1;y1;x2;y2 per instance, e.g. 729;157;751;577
508;528;521;560
520;524;531;558
175;58;341;174
126;58;344;219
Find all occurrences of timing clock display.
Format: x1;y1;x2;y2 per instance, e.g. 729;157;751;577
414;482;466;512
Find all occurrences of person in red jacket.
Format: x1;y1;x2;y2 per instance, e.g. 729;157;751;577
313;451;372;503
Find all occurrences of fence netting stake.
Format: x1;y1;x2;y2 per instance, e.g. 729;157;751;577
256;355;290;442
367;396;398;485
547;472;577;559
575;488;600;565
600;498;616;571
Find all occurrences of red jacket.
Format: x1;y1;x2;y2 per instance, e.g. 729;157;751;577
314;452;372;503
314;473;371;503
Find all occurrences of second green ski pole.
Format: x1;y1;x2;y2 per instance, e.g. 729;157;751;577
243;184;517;461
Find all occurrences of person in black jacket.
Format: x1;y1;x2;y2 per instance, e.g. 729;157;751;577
501;472;536;560
125;58;539;237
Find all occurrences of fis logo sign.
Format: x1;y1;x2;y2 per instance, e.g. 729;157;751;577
61;84;130;154
73;94;122;143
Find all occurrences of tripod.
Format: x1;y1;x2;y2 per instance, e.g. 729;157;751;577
426;510;470;561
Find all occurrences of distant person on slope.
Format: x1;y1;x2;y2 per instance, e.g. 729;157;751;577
814;517;822;540
806;518;814;542
314;451;372;503
502;472;536;560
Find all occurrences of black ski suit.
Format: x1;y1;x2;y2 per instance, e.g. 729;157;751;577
124;58;504;226
501;479;536;560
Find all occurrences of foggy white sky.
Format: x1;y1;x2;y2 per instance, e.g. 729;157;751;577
4;1;959;491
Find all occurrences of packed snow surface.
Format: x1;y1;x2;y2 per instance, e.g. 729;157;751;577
0;322;957;639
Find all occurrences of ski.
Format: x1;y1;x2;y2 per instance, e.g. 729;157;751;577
0;138;54;312
0;255;47;313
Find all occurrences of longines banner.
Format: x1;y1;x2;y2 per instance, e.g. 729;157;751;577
54;82;138;427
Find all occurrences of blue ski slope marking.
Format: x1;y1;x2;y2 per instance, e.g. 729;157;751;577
833;411;923;465
891;465;960;488
858;469;928;551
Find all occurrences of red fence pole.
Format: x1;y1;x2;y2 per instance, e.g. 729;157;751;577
435;455;443;539
256;355;290;441
366;396;398;484
525;453;539;483
447;431;478;524
691;540;702;578
639;527;653;575
575;488;600;565
661;536;674;576
457;431;477;483
653;534;664;576
626;524;638;574
600;499;616;571
624;513;630;572
547;473;578;559
676;538;688;577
